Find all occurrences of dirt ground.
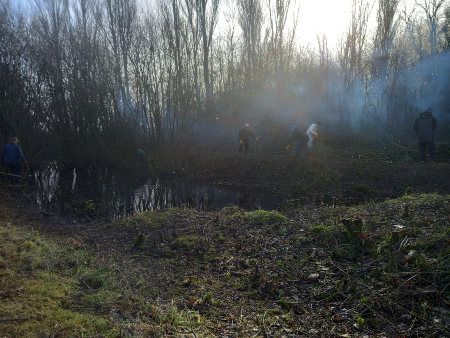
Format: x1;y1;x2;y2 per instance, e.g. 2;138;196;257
2;144;450;337
182;140;450;205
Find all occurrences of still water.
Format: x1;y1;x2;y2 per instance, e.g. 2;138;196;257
34;164;281;219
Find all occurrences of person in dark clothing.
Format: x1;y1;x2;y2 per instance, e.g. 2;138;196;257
413;107;437;162
239;124;258;154
286;125;309;156
134;148;147;164
0;137;27;183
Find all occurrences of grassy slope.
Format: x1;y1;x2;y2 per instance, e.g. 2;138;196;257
0;216;120;337
2;193;450;337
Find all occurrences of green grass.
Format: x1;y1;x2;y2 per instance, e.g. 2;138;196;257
230;209;287;224
114;208;180;228
310;224;335;234
173;235;202;250
0;222;119;337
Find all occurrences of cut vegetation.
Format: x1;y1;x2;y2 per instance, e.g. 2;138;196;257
2;193;450;337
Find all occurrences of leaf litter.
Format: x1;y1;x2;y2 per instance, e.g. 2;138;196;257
19;192;449;337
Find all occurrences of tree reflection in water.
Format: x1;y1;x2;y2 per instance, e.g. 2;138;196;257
34;165;281;219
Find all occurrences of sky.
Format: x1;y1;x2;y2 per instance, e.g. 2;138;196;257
215;0;356;47
292;0;355;46
292;0;419;47
12;0;420;48
215;0;418;49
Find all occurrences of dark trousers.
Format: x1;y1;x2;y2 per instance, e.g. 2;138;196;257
7;162;21;183
419;142;435;161
239;141;249;154
291;141;306;157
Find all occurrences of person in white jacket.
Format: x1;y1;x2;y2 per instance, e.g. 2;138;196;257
306;122;321;149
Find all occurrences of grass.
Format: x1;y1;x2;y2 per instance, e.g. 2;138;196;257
0;221;118;337
0;206;218;337
2;192;450;337
115;208;179;229
230;209;287;224
173;235;202;250
310;224;335;234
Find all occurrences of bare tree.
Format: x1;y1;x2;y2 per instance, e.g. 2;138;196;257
266;0;292;73
198;0;220;111
445;5;450;48
2;0;450;166
416;0;446;55
338;0;373;91
237;0;264;88
372;0;399;77
100;0;137;117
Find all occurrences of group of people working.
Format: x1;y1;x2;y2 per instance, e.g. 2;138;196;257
286;122;322;156
238;107;438;162
0;109;440;184
238;122;322;156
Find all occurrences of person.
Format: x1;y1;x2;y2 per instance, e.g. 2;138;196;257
306;121;321;149
0;137;27;184
413;107;437;162
134;148;147;164
238;124;258;154
286;125;309;156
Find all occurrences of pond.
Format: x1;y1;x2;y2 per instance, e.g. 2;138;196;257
33;164;283;219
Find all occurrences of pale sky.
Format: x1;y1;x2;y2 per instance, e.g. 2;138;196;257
12;0;421;48
217;0;418;48
296;0;425;47
216;0;356;47
296;0;355;46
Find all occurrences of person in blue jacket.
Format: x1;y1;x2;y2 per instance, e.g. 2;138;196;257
0;137;27;183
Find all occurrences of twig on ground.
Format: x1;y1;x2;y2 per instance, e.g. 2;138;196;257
78;278;93;292
188;310;198;338
391;142;419;152
262;311;267;337
39;211;56;217
252;329;262;338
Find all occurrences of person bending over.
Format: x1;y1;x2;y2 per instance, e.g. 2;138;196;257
286;125;309;157
306;121;321;149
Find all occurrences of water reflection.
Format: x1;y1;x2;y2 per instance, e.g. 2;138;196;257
34;165;280;218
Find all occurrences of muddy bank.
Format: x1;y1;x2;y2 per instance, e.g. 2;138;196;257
183;150;450;204
3;189;450;337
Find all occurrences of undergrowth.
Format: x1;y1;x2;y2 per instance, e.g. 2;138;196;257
2;193;450;337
